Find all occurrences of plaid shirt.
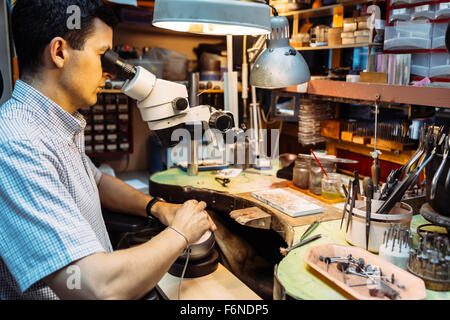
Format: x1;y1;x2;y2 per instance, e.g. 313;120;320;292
0;80;112;299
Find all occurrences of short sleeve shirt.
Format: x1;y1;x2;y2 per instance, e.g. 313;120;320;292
0;80;112;300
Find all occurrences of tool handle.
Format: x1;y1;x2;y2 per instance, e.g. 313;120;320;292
300;220;320;242
371;160;380;191
377;153;435;215
430;158;447;200
286;234;322;253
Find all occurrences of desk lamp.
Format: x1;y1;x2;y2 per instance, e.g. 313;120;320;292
153;0;271;128
248;8;311;169
152;0;271;171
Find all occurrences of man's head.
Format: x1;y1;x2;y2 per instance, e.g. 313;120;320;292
12;0;118;109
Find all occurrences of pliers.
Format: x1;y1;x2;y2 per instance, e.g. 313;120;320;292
431;135;449;200
215;177;230;187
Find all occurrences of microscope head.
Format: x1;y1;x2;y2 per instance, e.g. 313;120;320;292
101;50;234;147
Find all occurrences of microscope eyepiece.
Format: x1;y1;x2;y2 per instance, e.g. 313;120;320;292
101;49;137;80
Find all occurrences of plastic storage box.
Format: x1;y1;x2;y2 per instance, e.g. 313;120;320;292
411;53;430;77
429;52;450;78
432;22;447;49
410;4;435;20
390;0;411;5
389;8;411;24
435;2;450;19
384;21;432;50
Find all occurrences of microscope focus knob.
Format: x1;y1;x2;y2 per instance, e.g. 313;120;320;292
172;97;189;111
209;111;234;133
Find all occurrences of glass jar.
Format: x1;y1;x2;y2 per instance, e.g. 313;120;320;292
309;159;336;195
321;173;343;200
293;158;310;189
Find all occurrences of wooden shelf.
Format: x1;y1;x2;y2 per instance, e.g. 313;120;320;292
286;80;450;108
137;1;154;8
279;0;385;19
293;42;382;51
326;139;415;165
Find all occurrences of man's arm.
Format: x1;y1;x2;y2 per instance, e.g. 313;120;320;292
45;200;210;300
97;173;161;218
97;173;216;229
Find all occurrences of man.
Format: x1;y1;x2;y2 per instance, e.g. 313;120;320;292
0;0;216;300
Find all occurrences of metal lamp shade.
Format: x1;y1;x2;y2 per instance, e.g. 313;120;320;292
152;0;271;35
250;16;311;89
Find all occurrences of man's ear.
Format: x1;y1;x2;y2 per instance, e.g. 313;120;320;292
48;37;69;69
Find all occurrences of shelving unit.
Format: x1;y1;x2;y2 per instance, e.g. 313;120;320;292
279;0;386;19
286;79;450;108
293;42;382;50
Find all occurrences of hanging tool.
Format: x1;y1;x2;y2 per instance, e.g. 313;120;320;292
370;95;382;192
340;179;352;230
430;135;449;200
364;178;374;251
346;171;359;233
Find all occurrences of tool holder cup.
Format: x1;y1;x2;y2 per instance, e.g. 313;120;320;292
344;200;413;253
425;153;450;217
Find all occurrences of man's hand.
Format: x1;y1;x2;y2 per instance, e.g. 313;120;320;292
97;174;216;233
170;200;216;245
154;200;217;233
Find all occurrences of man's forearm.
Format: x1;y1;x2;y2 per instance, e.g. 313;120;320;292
97;173;178;224
45;227;187;300
97;173;152;218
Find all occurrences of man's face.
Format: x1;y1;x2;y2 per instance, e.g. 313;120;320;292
60;18;113;110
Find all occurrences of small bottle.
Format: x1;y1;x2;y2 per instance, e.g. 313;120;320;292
309;162;323;195
293;157;310;189
309;159;336;196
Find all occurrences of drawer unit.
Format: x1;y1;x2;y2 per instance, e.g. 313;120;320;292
80;92;133;156
384;21;432;50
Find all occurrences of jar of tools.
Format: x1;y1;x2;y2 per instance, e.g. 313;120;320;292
309;159;336;195
321;173;343;200
293;156;310;189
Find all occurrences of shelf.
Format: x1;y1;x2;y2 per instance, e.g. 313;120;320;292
293;42;382;51
326;139;416;165
286;79;450;108
137;1;154;8
280;0;386;19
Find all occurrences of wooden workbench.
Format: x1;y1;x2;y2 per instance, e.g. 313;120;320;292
149;167;344;246
157;263;261;300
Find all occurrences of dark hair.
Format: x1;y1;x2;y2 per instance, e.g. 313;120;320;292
12;0;118;76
